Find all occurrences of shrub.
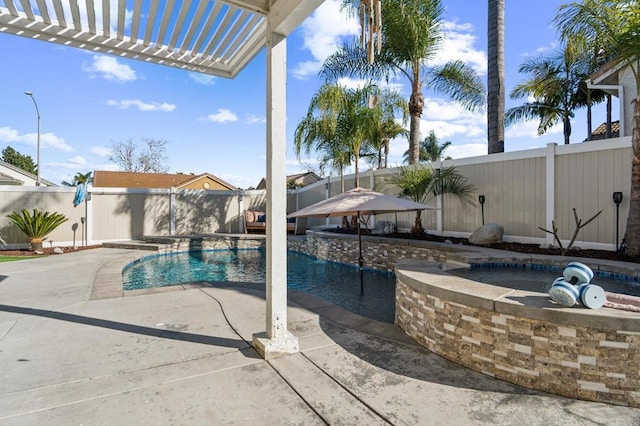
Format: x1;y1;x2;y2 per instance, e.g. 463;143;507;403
6;209;68;251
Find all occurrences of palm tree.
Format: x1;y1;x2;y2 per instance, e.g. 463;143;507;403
364;88;408;169
294;82;378;189
62;171;93;187
386;164;475;235
554;0;640;254
505;44;596;144
322;0;485;165
487;0;505;153
402;131;452;163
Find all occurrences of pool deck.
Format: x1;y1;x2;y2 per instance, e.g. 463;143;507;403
1;247;640;424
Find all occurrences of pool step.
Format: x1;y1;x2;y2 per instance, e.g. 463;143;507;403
102;240;162;251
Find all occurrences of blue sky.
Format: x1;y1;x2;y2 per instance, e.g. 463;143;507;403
0;1;617;188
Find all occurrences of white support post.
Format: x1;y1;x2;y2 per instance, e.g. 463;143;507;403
545;143;557;246
252;23;298;359
436;160;443;235
325;176;331;227
170;187;176;236
369;169;375;228
238;190;245;233
85;187;93;246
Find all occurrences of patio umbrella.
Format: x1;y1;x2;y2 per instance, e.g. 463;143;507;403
288;187;435;295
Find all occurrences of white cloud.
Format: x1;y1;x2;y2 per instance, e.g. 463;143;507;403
505;119;563;139
246;114;266;124
47;158;87;170
0;127;74;152
293;0;360;80
445;143;487;159
82;55;137;82
189;72;216;85
434;20;487;75
535;41;559;55
68;156;87;166
106;99;176;112
202;109;238;123
90;146;111;157
420;98;486;140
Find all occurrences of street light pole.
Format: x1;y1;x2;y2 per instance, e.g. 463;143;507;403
24;91;41;186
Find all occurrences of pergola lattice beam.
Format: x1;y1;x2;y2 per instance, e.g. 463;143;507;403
0;0;320;78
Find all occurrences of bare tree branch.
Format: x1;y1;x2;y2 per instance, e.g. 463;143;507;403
109;138;169;173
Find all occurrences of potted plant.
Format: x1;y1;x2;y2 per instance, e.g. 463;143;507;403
6;209;68;252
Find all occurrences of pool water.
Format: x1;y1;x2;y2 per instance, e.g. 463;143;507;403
123;249;396;323
448;266;640;297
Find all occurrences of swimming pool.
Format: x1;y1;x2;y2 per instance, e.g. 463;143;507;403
123;249;396;323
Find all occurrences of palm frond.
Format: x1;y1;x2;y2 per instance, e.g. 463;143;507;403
428;60;486;112
6;209;68;240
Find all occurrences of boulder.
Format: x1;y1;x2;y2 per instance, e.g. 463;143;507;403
468;223;504;245
53;247;64;254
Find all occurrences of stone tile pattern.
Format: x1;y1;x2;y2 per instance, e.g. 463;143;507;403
288;231;450;272
144;236;266;253
395;279;640;408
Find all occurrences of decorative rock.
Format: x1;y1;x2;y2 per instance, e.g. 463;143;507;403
444;239;453;244
53;247;64;254
468;223;504;245
34;250;44;255
371;220;395;235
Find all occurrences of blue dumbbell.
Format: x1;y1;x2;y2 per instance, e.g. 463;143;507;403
563;262;594;285
549;277;579;307
577;283;607;309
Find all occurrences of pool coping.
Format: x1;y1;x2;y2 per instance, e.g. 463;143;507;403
91;246;417;348
93;234;640;335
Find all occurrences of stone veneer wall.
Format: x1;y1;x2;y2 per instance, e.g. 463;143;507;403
396;277;640;407
288;230;456;271
143;235;265;253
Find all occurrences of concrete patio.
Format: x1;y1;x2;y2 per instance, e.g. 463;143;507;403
1;247;639;425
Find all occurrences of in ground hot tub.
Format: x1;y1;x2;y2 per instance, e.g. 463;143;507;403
395;259;640;407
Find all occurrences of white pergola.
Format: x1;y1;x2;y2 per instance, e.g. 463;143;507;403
0;0;325;359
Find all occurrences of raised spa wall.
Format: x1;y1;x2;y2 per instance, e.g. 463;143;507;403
292;230;640;408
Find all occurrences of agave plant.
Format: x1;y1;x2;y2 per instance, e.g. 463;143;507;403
6;209;68;252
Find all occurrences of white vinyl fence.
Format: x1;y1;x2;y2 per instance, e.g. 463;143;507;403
0;137;632;251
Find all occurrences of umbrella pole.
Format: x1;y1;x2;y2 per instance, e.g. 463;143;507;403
358;212;364;296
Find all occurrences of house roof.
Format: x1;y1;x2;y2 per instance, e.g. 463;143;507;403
0;170;23;185
586;120;620;141
0;1;322;78
255;172;322;190
0;159;57;186
93;170;237;190
177;172;237;190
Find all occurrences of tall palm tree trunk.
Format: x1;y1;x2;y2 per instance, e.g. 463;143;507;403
606;94;612;138
408;84;424;165
563;114;571;144
384;139;389;168
487;0;505;154
622;97;640;255
586;92;593;141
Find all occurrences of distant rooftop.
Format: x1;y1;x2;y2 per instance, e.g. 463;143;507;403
93;170;237;190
